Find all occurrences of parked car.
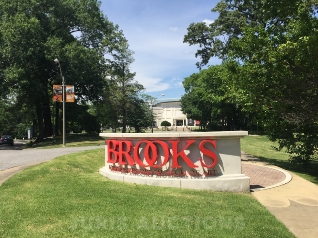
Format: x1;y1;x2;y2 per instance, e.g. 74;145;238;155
0;135;14;146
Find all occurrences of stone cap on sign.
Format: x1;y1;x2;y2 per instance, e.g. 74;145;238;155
99;131;248;140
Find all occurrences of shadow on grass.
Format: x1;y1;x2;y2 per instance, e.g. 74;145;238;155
258;156;318;185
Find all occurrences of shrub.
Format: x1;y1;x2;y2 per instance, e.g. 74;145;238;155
161;120;171;131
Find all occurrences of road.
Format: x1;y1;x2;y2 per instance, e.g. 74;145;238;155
0;141;103;171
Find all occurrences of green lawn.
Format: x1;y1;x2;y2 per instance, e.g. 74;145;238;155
0;148;295;237
27;134;105;149
241;135;318;185
25;129;198;148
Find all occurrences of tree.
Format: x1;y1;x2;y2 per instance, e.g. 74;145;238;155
0;0;124;141
230;2;318;163
101;41;145;133
161;121;171;131
0;96;35;138
96;91;152;133
126;97;153;133
184;0;269;68
181;65;251;131
184;0;318;163
181;72;212;130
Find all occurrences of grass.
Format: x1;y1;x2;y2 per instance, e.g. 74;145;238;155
241;135;318;185
0;148;295;237
25;129;196;149
27;134;105;149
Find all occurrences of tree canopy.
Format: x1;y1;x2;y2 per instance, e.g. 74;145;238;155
0;0;137;140
184;0;318;163
96;40;149;133
181;64;256;131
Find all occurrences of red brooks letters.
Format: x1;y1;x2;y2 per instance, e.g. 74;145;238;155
106;139;218;169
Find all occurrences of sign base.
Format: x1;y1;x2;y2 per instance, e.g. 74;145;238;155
100;166;250;192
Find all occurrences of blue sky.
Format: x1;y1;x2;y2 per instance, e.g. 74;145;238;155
100;0;221;99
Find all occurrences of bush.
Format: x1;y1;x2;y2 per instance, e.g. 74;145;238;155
161;120;171;131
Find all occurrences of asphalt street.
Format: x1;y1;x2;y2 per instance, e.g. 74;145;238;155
0;142;103;171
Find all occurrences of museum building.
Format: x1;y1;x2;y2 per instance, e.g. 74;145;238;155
152;98;197;129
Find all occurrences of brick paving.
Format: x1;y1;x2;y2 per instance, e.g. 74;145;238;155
242;163;286;190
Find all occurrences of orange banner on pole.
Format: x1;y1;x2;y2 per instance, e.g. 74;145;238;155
66;85;75;102
53;85;75;102
53;85;62;102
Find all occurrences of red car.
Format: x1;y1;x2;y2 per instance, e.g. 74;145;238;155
0;135;14;146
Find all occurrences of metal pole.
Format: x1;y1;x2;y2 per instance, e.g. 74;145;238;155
54;59;66;147
151;101;154;133
62;75;65;147
52;103;55;146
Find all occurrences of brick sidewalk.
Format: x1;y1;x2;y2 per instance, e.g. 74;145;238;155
242;163;286;190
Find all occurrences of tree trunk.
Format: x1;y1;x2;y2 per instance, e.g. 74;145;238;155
122;107;127;133
35;105;44;141
55;101;60;136
43;103;53;137
43;90;53;137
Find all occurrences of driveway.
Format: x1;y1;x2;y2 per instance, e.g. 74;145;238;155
0;141;26;151
0;142;103;171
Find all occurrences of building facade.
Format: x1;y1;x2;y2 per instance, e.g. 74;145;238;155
152;98;196;129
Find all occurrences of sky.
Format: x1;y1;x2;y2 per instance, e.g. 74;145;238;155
100;0;221;100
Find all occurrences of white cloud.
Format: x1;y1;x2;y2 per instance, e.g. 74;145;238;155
169;27;178;32
202;19;214;25
134;74;170;92
170;77;184;88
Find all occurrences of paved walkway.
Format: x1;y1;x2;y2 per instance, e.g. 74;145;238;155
242;160;318;238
